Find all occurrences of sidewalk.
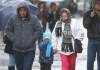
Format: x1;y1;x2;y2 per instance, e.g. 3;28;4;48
0;18;98;70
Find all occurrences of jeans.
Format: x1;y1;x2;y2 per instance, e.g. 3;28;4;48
14;50;35;70
87;39;100;70
60;53;77;70
9;54;15;66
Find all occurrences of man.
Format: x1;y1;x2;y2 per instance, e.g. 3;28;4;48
48;2;60;32
5;2;43;70
83;0;100;70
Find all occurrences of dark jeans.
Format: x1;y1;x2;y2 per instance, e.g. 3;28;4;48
14;50;35;70
40;63;52;70
87;39;100;70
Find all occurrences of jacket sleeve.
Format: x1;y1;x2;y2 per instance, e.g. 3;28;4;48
33;17;43;42
39;42;47;50
52;21;58;49
75;19;84;41
5;16;14;42
83;11;93;29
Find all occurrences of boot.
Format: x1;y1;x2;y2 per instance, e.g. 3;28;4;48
8;66;15;70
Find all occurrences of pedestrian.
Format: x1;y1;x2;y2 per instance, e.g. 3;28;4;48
48;2;60;32
3;35;15;70
5;2;43;70
83;0;100;70
52;8;84;70
38;32;54;70
67;0;78;17
37;2;49;32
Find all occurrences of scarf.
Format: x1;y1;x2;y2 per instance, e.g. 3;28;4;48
55;19;74;52
46;41;52;57
39;41;52;57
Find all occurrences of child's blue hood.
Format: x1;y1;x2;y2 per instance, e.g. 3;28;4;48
43;32;52;40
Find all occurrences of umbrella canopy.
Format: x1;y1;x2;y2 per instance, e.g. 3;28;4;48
39;0;64;2
0;0;38;31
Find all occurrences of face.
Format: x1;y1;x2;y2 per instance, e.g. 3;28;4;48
51;5;57;12
44;38;50;43
94;1;100;11
39;4;45;12
19;8;28;18
61;12;68;21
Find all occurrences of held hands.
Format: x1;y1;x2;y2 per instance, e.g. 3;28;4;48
53;48;58;54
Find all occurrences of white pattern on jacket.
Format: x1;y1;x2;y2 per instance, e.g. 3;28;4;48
52;18;84;55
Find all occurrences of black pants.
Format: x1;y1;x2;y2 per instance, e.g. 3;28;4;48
40;63;52;70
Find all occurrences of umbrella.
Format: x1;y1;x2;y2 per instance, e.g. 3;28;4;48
0;0;38;31
39;0;64;2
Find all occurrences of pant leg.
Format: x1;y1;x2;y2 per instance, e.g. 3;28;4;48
23;50;35;70
45;63;52;70
40;63;46;70
60;54;69;70
9;54;15;66
87;39;96;70
14;51;24;70
69;53;77;70
8;66;15;70
96;41;100;70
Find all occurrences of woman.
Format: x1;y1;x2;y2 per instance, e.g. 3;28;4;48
37;2;49;32
48;2;60;32
52;8;84;70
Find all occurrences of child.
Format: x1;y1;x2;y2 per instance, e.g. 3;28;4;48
38;32;53;70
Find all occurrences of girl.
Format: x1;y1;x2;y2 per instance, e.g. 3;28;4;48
39;32;54;70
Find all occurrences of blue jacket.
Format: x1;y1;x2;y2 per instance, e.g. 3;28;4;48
39;42;54;64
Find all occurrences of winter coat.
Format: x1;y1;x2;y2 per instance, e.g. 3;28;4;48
83;10;100;40
3;35;13;54
37;11;49;32
52;18;84;55
5;2;43;52
39;32;53;64
38;42;54;64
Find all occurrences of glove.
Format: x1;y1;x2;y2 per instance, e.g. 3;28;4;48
74;39;83;53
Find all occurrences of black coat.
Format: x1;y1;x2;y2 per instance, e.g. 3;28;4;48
48;9;60;32
37;11;49;32
3;35;13;54
83;10;100;40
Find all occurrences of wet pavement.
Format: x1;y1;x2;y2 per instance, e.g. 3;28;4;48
0;18;98;70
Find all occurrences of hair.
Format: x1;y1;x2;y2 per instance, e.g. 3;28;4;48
50;2;57;7
38;2;45;8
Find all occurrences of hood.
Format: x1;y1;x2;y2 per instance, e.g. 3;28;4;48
92;0;100;5
90;0;100;9
60;8;71;19
43;32;52;40
60;8;71;22
17;2;29;18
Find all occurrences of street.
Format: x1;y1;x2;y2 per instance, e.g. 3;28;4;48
0;18;98;70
